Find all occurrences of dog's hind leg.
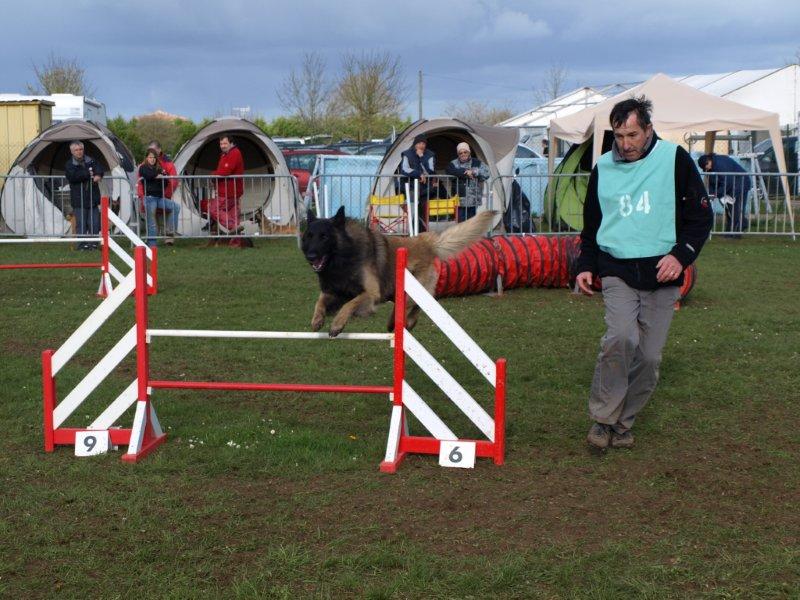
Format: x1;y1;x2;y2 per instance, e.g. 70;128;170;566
311;292;335;331
329;270;381;337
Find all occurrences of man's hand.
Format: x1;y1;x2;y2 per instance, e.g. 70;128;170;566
419;175;427;184
656;254;683;283
465;169;474;179
92;175;101;183
575;271;595;295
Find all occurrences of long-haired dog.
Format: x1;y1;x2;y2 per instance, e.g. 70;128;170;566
302;207;495;337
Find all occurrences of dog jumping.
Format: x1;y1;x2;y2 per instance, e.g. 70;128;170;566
302;207;496;337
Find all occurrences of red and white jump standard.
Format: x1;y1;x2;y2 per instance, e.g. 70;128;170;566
1;197;158;297
42;247;506;471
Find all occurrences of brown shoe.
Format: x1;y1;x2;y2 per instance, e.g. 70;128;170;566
587;422;612;449
610;430;635;449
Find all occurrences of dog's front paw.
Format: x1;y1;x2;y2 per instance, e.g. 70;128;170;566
311;314;325;331
328;325;343;338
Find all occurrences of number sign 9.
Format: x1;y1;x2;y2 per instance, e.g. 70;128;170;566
75;430;110;457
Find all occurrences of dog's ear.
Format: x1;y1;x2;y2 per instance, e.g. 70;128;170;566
306;209;316;224
332;206;346;228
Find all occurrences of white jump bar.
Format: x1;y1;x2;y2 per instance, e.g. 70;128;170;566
0;237;101;244
147;329;394;341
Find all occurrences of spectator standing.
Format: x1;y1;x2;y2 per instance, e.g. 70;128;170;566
445;142;489;221
400;134;436;233
64;141;104;250
698;153;751;235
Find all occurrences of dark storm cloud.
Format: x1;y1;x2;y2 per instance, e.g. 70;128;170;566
1;0;798;120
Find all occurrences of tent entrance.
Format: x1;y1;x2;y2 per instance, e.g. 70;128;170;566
182;134;277;219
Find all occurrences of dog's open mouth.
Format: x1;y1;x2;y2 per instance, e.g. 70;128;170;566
309;255;329;272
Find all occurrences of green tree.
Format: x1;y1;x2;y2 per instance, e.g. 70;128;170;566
107;115;144;162
333;51;407;141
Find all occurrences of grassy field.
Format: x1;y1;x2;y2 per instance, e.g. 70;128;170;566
1;236;799;599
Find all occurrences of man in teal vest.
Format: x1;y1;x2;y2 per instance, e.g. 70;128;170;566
575;96;713;449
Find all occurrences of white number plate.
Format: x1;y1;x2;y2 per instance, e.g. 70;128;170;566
75;430;110;457
438;441;476;469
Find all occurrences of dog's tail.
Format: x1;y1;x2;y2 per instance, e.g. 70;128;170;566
431;210;496;260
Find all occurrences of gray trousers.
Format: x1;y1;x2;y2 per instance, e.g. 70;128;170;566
589;277;680;433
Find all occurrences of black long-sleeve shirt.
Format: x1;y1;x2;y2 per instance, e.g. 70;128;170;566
64;156;104;207
138;164;166;198
576;136;713;290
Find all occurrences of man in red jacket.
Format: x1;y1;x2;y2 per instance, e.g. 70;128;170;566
207;135;244;241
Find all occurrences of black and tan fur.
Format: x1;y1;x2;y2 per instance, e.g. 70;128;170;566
302;207;495;337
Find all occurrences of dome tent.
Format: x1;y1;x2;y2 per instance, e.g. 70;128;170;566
371;118;519;229
171;117;296;235
1;120;136;235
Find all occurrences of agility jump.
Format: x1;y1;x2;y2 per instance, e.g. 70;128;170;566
1;197;158;297
42;246;506;472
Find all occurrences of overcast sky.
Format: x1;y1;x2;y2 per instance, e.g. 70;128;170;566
2;0;798;122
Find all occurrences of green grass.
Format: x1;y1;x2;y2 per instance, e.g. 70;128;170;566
1;237;799;598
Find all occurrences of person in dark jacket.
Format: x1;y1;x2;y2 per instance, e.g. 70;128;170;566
400;134;436;233
64;140;104;249
445;142;489;221
575;96;713;450
698;153;751;235
138;148;181;248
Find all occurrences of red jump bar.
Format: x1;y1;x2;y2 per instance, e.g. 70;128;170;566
0;262;102;270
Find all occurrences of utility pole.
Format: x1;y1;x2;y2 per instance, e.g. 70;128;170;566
418;70;423;120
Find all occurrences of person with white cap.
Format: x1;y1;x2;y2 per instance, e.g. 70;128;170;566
446;142;489;221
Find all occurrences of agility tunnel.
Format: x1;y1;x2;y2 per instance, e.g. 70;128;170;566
435;235;697;304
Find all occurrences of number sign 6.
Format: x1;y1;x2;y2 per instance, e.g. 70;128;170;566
438;440;476;469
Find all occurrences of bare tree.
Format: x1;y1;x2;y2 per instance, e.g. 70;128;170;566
333;51;407;140
445;100;515;125
27;52;94;96
277;52;331;132
534;63;568;105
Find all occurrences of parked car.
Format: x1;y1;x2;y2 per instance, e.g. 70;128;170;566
754;136;798;173
356;143;391;156
283;148;345;194
326;139;369;154
515;144;543;159
752;136;798;196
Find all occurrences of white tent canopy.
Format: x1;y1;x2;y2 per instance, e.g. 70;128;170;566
171;117;296;235
373;118;519;227
1;120;136;235
549;73;791;176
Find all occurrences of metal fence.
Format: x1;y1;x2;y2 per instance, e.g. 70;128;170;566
2;170;796;241
490;171;797;237
0;174;301;243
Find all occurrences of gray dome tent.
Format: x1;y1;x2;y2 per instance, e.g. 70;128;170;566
1;120;136;235
171;117;296;235
372;118;519;229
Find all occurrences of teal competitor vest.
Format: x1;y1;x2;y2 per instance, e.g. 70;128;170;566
596;139;677;259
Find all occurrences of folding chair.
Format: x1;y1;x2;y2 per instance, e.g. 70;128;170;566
427;196;460;227
368;194;409;234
